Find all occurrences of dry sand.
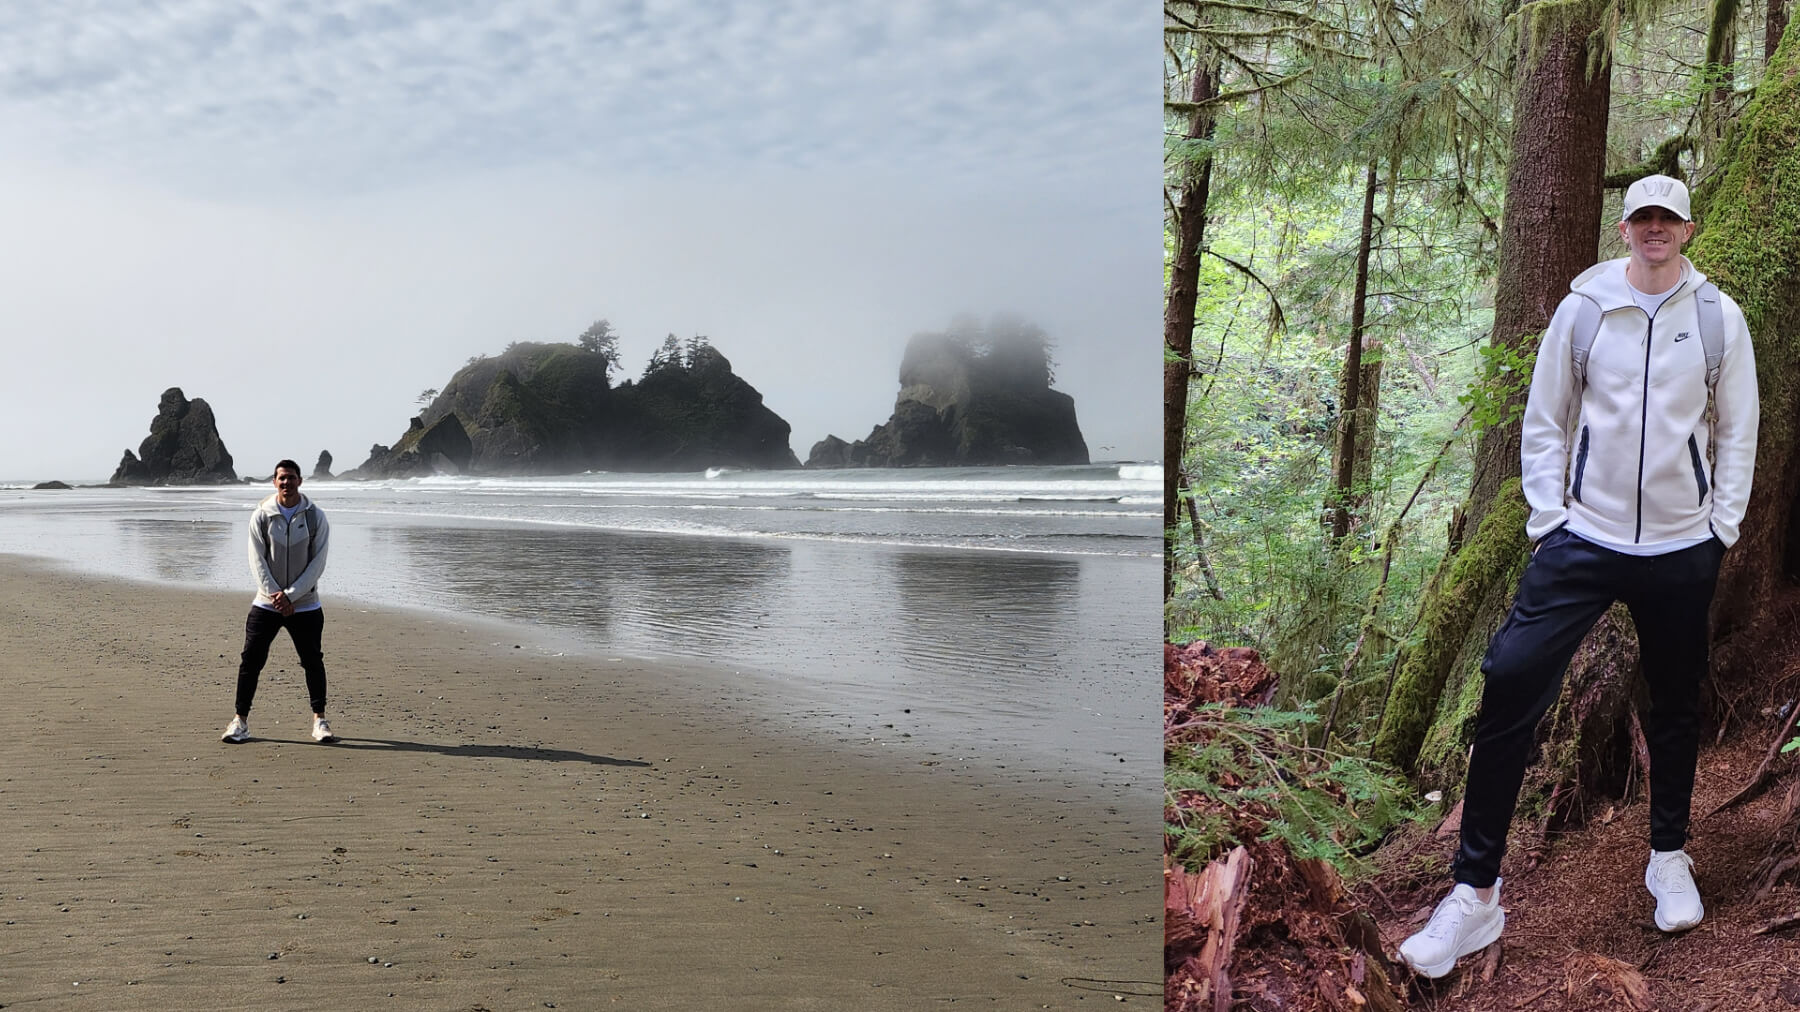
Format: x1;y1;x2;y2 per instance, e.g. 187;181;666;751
0;555;1158;1009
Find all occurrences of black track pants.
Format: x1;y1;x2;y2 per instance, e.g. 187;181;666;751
1451;528;1724;888
235;606;328;718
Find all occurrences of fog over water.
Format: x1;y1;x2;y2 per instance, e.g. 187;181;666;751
0;2;1158;482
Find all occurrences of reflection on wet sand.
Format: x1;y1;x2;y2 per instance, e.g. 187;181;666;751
116;518;240;585
886;550;1080;678
381;524;790;655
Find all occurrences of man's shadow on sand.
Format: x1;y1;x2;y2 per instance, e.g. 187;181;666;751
314;737;651;767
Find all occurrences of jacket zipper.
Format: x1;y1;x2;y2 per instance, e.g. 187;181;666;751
1571;426;1590;502
1687;434;1709;507
1635;309;1652;543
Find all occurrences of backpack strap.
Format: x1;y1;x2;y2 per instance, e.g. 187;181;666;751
1568;294;1601;388
1695;281;1724;390
1568;283;1723;390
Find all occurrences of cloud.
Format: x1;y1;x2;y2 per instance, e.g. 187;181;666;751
0;1;1151;196
0;1;1159;479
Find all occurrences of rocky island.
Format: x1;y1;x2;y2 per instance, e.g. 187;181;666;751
807;320;1088;467
110;387;239;485
347;327;799;478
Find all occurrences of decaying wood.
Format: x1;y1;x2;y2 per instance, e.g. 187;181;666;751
1565;952;1651;1011
1477;940;1504;982
1752;909;1800;934
1628;705;1652;804
1165;846;1254;1012
1707;698;1800;817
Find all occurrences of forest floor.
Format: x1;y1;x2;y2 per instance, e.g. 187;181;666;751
1363;725;1800;1011
1167;640;1800;1011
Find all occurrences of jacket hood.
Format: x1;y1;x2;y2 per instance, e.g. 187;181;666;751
1569;255;1707;311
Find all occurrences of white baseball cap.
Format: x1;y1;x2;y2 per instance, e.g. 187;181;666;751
1621;174;1691;222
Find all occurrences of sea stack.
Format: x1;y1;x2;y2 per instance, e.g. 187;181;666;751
807;321;1088;467
110;387;238;485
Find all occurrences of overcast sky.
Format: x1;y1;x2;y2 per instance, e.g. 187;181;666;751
0;2;1157;481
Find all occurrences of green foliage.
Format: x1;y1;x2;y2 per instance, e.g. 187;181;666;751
1165;704;1421;876
577;319;621;380
1170;169;1486;728
1457;337;1539;434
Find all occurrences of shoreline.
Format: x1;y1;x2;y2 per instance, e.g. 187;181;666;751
0;555;1158;1007
0;499;1162;788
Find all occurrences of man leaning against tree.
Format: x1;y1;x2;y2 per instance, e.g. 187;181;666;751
1398;173;1760;978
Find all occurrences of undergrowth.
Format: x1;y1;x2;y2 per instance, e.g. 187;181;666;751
1165;704;1421;878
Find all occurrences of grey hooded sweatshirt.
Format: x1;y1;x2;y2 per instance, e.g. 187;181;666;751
247;493;330;612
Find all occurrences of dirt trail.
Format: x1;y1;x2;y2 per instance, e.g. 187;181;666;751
1365;729;1800;1011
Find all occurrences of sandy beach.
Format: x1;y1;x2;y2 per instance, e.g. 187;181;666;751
0;555;1158;1008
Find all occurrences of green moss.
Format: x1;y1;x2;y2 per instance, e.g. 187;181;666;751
1689;20;1800;451
1515;0;1614;83
1369;479;1530;772
1414;649;1491;788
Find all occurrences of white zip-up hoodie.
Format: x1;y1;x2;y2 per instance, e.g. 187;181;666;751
1521;255;1758;549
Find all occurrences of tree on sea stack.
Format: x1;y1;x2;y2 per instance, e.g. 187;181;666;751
578;318;621;380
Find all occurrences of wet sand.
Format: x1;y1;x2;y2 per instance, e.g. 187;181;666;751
0;555;1159;1009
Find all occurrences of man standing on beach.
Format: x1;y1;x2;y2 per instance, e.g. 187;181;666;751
1397;174;1759;977
221;460;337;744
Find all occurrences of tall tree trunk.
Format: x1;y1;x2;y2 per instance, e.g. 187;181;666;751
1375;0;1612;776
1328;162;1382;541
1685;20;1800;877
1164;55;1218;601
1693;22;1800;675
1703;0;1742;164
1463;0;1613;538
1770;0;1790;63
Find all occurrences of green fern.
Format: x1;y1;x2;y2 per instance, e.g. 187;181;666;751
1166;704;1421;876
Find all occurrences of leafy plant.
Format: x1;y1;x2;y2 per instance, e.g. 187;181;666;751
1456;337;1539;434
1165;703;1421;876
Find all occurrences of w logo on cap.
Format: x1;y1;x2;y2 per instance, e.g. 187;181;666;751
1623;174;1692;222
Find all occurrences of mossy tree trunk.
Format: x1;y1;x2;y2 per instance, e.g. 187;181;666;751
1463;0;1612;537
1690;18;1800;688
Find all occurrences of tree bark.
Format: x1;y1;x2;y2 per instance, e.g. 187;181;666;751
1164;55;1219;601
1702;0;1741;163
1379;0;1614;779
1691;22;1800;680
1463;0;1613;537
1771;0;1790;63
1328;162;1381;541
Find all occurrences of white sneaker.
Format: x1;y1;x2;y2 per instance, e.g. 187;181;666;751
311;717;336;743
221;716;249;743
1398;880;1505;979
1646;849;1703;931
